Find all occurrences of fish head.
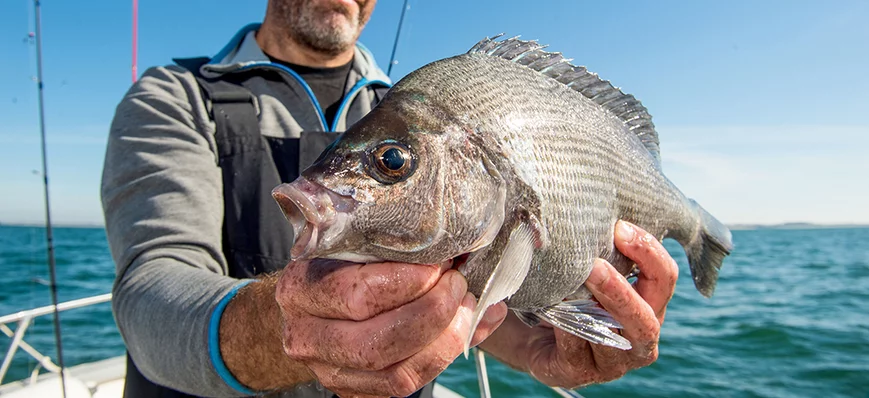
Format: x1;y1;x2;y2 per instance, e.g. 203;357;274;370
272;93;507;263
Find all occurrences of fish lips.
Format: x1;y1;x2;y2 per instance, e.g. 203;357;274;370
272;178;357;260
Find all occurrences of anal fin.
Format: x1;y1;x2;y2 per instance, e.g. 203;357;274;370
535;299;631;350
463;222;536;357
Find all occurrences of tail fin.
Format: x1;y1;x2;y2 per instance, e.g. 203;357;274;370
685;200;733;298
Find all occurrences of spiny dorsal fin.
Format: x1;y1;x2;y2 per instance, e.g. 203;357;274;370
468;34;661;164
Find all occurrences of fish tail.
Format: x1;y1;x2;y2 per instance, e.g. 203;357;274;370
685;200;734;298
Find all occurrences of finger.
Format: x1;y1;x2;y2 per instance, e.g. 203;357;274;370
585;258;659;362
525;326;603;388
310;293;506;397
472;301;508;344
284;270;467;370
277;258;452;321
613;220;679;322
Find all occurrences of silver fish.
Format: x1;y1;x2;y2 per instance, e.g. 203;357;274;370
272;35;733;354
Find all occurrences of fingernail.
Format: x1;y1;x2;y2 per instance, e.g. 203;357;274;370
483;302;507;323
616;221;636;243
586;259;610;286
462;292;476;310
451;272;468;300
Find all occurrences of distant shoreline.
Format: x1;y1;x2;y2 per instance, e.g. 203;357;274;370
726;223;869;231
0;222;105;229
2;221;867;231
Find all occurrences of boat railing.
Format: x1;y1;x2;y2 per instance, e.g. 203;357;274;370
0;293;113;386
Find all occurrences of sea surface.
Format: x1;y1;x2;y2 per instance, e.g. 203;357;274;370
0;225;867;397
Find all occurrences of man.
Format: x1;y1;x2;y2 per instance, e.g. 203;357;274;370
101;0;679;397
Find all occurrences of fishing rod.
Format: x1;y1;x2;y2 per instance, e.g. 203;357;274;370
386;0;410;78
32;0;68;396
132;0;138;83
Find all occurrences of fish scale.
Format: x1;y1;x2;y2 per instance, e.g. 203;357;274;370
273;35;733;352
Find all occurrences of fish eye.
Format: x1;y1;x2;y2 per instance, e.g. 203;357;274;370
368;141;416;184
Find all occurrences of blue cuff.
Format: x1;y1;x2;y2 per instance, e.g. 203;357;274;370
208;279;257;395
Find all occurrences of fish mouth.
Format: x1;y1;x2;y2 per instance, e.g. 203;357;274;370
272;178;357;260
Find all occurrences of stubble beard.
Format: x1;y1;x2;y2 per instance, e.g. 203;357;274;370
278;0;366;56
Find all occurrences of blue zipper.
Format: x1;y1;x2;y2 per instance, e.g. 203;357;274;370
238;62;330;130
208;24;391;131
330;78;392;132
238;62;392;132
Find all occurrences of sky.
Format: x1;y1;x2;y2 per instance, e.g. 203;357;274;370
0;0;867;226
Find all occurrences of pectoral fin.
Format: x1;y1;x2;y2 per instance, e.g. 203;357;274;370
463;222;536;357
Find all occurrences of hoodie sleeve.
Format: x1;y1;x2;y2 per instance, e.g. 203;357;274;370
101;65;255;397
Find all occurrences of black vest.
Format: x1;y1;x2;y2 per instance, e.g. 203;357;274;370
122;58;432;398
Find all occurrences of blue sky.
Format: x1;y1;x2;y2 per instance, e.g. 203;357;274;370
1;0;867;226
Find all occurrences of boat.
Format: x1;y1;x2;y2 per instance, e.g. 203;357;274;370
0;294;124;398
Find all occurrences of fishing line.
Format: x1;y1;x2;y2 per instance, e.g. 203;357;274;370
22;0;39;379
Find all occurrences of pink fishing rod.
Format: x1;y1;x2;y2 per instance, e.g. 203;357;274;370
132;0;138;83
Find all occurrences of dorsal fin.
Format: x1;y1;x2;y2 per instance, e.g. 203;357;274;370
467;34;661;164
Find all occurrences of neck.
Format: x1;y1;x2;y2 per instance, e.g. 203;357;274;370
256;20;355;68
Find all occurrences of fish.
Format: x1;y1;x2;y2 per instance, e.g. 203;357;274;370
272;34;734;354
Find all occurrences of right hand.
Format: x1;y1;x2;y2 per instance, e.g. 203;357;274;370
275;258;508;397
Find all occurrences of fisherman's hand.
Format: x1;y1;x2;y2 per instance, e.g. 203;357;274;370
275;258;508;397
478;220;678;388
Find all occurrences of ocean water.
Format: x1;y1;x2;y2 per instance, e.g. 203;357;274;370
0;225;867;397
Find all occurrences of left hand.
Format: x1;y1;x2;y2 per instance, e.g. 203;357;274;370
478;220;679;388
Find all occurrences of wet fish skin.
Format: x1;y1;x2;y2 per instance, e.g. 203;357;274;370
272;35;733;352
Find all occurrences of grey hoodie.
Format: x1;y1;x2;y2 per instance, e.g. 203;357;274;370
101;24;391;397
